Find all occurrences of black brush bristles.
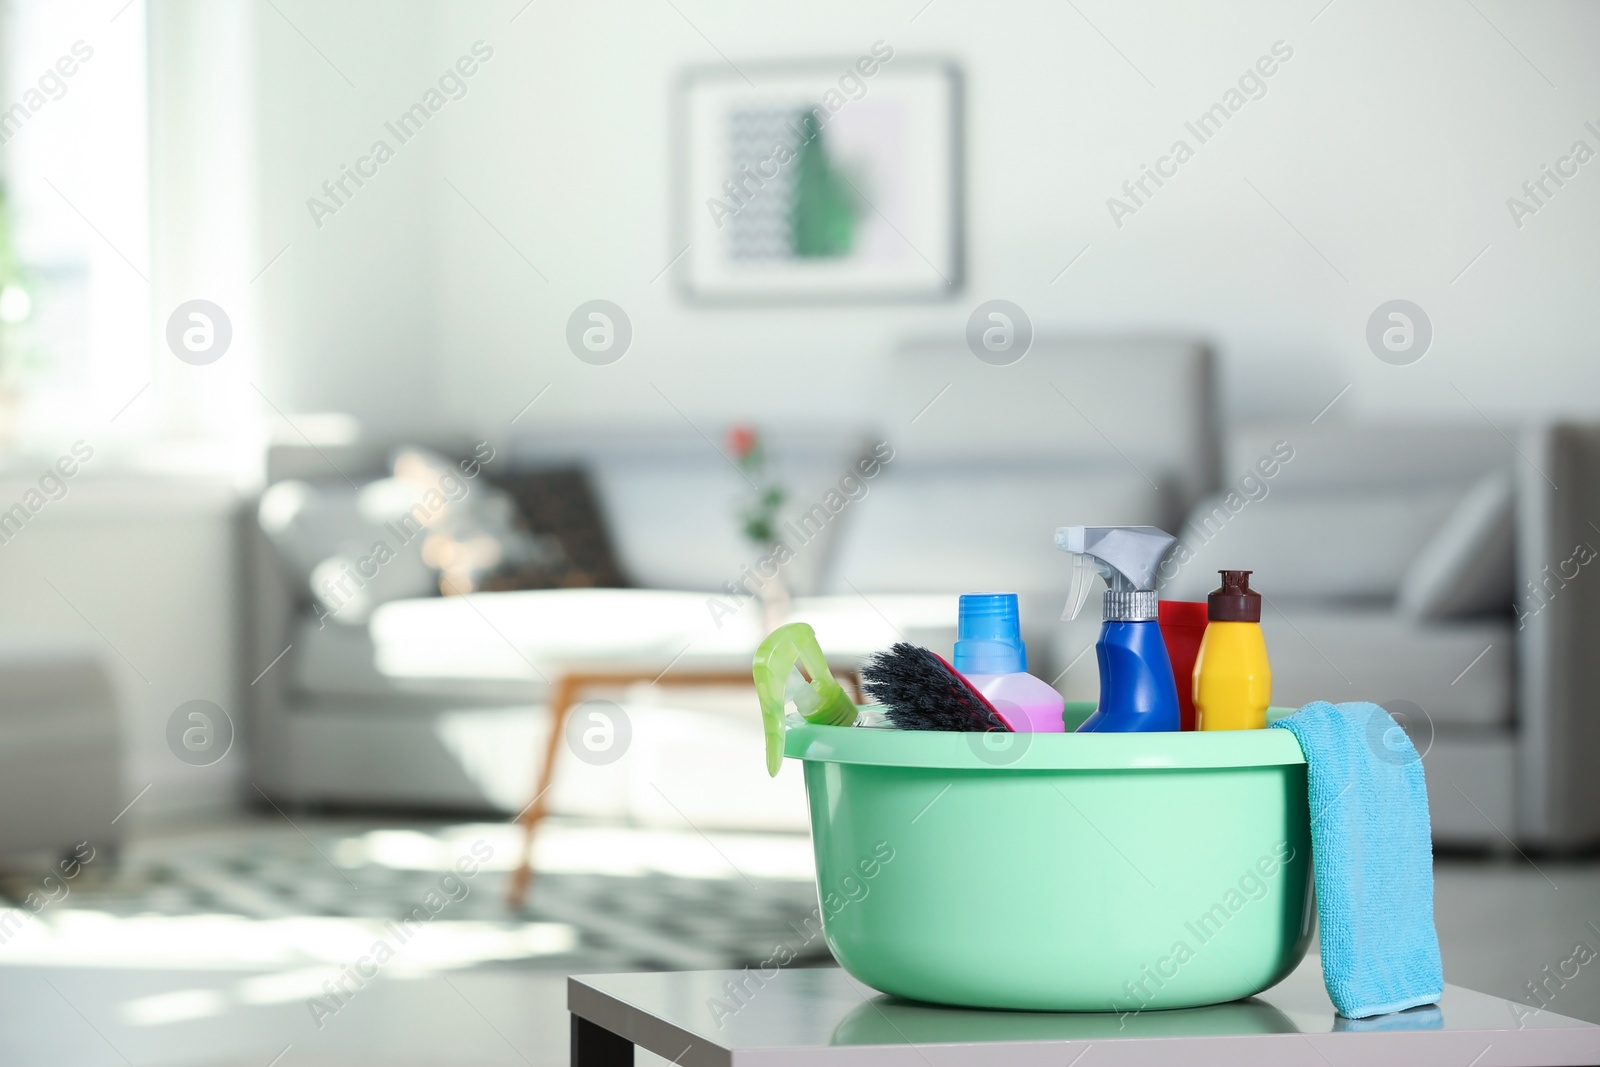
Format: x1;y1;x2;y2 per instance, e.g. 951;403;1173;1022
860;643;1011;732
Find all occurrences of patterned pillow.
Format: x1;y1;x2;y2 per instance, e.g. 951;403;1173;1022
479;466;629;590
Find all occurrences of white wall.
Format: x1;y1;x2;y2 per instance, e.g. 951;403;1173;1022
252;0;1600;438
149;0;263;446
254;1;442;429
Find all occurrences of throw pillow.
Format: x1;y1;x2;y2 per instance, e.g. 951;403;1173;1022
481;466;629;590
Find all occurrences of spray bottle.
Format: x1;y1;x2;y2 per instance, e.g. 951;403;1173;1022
1055;525;1181;733
752;623;857;776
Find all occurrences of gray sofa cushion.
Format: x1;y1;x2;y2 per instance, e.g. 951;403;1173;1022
1043;608;1512;727
886;337;1217;523
1164;488;1461;604
1262;609;1512;728
822;463;1164;600
1226;423;1511;492
588;440;871;597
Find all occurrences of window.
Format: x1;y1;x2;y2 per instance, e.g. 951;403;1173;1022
1;0;148;441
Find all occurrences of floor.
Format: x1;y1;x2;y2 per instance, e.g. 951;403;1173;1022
0;816;1593;1066
1432;852;1600;1026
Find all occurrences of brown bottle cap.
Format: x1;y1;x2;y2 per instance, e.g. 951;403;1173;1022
1208;570;1261;622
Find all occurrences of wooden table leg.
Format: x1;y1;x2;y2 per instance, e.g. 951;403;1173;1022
506;663;858;909
507;672;580;909
839;667;862;704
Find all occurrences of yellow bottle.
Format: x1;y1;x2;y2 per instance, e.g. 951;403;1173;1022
1193;570;1271;731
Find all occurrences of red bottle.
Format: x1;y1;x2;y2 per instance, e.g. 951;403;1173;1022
1158;600;1208;731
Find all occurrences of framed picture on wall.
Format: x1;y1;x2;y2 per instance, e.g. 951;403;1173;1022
676;55;963;303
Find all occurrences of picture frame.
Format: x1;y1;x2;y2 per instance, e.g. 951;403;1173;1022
676;56;963;303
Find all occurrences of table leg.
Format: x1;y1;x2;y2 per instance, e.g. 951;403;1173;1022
506;673;580;909
572;1014;632;1066
507;665;855;909
839;667;862;704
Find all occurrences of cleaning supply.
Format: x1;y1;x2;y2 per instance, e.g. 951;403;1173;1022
1193;570;1272;731
753;622;858;776
860;643;1010;733
951;593;1065;732
1270;701;1444;1018
1157;600;1208;731
781;720;1314;1010
1055;525;1181;733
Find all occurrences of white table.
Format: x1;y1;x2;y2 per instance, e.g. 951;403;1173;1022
568;956;1600;1066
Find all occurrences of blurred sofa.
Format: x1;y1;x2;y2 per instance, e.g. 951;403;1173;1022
1144;422;1600;850
243;337;1215;827
242;339;1600;850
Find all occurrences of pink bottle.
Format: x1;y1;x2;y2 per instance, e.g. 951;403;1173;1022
952;593;1065;732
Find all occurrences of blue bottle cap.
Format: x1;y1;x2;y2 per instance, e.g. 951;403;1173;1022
952;593;1027;674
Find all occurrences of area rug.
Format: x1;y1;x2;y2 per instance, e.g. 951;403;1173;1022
0;819;835;976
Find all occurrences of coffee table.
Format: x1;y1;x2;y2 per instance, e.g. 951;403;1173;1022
491;592;959;907
504;660;861;907
568;956;1600;1066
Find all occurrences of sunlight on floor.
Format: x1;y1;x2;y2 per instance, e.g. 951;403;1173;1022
0;817;821;1040
0;911;576;972
332;820;818;881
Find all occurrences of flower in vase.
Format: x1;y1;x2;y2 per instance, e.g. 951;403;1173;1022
727;425;785;550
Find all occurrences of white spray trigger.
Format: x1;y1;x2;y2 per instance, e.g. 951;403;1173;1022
1061;552;1100;622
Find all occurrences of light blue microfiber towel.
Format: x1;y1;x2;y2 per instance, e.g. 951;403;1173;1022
1271;700;1445;1018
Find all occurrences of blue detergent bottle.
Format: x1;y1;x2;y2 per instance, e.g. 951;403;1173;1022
1055;525;1181;733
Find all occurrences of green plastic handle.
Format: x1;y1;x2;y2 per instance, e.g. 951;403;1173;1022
752;622;857;776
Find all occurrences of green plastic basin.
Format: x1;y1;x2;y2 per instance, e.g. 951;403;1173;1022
785;704;1315;1012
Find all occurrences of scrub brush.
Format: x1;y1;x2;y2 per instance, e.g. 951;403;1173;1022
860;643;1012;732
